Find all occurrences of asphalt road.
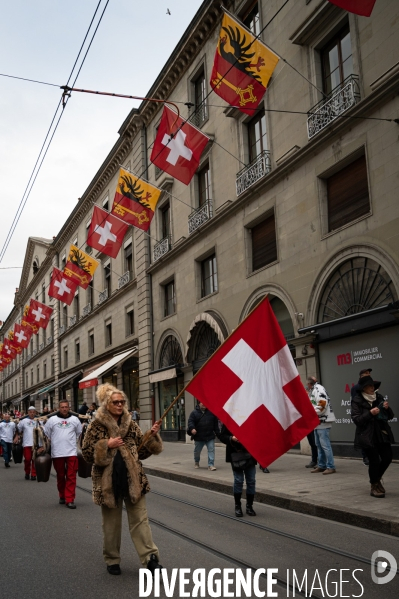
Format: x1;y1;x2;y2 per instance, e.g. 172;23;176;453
0;461;398;599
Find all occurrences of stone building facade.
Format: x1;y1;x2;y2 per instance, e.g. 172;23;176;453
1;0;398;456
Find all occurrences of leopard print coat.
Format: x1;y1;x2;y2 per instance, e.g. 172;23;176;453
81;406;163;508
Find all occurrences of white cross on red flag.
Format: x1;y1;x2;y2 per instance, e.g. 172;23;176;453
150;105;210;185
87;206;129;259
49;267;78;305
186;297;319;467
13;323;32;349
27;299;53;330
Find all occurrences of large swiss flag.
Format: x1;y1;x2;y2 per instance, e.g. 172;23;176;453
186;297;319;467
87;206;129;259
49;267;78;305
150;105;210;185
328;0;376;16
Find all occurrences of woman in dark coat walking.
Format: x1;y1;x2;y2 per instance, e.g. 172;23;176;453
351;376;394;498
218;424;257;517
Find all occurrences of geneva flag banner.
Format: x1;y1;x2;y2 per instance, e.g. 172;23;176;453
186;297;319;467
64;245;99;290
211;10;279;116
327;0;376;16
150;105;210;185
87;206;129;258
112;168;161;232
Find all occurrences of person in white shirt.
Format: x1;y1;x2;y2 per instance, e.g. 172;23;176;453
43;399;82;509
0;414;17;468
307;376;336;475
17;405;39;480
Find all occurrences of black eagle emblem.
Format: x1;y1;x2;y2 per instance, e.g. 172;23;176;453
220;26;265;83
119;175;152;209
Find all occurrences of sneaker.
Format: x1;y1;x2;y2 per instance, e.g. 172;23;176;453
208;466;217;471
147;554;163;576
59;498;66;504
25;474;30;480
107;564;121;575
310;467;325;473
305;461;317;468
370;483;385;498
322;468;336;475
194;463;199;469
65;502;76;509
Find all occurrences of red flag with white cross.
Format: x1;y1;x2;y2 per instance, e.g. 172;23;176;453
48;267;78;306
186;297;319;467
27;299;53;330
327;0;376;16
87;206;129;259
2;339;16;361
14;323;32;349
150;105;210;185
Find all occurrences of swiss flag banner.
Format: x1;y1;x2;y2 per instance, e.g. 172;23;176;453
150;105;210;185
14;323;32;349
27;299;53;330
87;206;129;259
186;297;319;467
49;268;78;306
2;340;16;361
328;0;376;16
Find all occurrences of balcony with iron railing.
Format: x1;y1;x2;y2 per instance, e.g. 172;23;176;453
39;343;44;351
236;150;271;196
98;288;108;304
47;335;53;345
59;325;65;336
69;315;77;327
307;75;360;139
118;271;130;289
153;236;171;261
188;199;213;235
82;303;91;317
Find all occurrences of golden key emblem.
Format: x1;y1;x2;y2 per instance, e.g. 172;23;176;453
213;72;257;107
113;204;150;225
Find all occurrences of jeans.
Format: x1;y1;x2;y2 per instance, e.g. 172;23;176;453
307;430;318;463
314;428;335;470
194;439;215;467
364;443;392;484
1;441;12;464
232;464;256;495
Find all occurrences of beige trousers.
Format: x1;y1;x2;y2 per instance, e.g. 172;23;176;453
101;495;159;566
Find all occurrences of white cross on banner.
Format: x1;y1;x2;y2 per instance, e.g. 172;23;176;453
54;278;71;297
161;130;193;165
94;221;117;246
15;331;27;344
32;307;45;322
185;297;320;467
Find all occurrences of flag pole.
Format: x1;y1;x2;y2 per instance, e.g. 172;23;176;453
138;295;271;450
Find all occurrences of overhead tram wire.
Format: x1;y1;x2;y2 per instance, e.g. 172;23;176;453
0;0;110;265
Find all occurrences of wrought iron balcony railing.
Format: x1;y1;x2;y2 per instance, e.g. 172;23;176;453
39;343;44;351
98;289;108;304
82;303;91;317
69;315;77;327
33;349;37;356
47;336;53;345
236;150;271;196
154;236;171;261
188;199;213;235
307;75;360;139
118;271;130;289
59;325;65;335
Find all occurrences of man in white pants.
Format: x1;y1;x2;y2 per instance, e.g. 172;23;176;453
17;405;40;480
43;399;82;509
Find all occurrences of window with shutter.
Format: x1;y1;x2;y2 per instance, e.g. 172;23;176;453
251;213;277;271
327;155;370;232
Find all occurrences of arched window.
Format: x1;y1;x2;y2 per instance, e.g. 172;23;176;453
33;260;39;276
159;335;183;368
188;321;221;372
318;257;397;323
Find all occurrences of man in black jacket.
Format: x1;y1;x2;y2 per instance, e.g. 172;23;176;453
187;403;219;471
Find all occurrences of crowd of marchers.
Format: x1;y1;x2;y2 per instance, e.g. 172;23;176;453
0;369;395;579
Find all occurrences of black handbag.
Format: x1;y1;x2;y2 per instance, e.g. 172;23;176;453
231;451;255;470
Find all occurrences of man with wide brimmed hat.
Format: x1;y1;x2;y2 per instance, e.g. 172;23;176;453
351;375;394;498
17;405;39;480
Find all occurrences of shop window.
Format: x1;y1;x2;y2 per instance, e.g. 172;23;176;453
126;308;134;337
105;321;112;347
164;280;176;317
201;254;218;297
122;356;139;409
321;25;353;95
248;110;268;164
88;331;95;356
251;212;277;271
326;155;370;232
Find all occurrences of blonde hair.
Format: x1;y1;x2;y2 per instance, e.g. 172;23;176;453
96;383;128;408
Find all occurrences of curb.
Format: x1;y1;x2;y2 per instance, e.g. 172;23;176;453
145;467;399;538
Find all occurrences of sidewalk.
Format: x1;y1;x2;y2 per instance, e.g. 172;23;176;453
145;442;399;537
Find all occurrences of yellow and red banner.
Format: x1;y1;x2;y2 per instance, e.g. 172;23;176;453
64;245;99;290
22;305;39;335
210;10;279;116
112;168;161;232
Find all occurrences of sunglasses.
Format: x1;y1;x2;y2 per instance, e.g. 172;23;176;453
111;399;126;406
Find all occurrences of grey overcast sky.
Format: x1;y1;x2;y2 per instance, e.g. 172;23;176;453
0;0;203;321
